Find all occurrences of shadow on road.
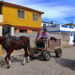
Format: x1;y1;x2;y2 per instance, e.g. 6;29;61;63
11;56;23;63
0;59;6;68
0;55;23;69
55;58;75;71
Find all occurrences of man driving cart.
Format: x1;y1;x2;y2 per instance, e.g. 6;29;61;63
36;28;49;48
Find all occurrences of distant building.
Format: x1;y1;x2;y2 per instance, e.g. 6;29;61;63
42;21;75;46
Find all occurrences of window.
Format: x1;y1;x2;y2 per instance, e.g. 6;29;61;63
18;10;25;19
33;13;39;21
3;26;11;35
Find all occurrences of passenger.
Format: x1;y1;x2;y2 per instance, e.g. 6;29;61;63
36;30;42;48
42;29;49;40
41;28;49;48
36;30;42;40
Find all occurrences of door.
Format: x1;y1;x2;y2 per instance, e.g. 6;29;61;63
2;26;11;36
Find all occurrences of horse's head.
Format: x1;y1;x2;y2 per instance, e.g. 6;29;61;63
0;36;6;44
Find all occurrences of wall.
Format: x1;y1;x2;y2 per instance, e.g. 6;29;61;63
48;32;70;47
14;32;37;48
0;15;3;22
47;25;60;32
48;32;62;39
14;30;71;47
0;26;2;36
11;26;15;36
2;5;42;28
60;25;75;32
69;33;74;45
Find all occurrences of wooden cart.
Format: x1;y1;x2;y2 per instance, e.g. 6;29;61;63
30;38;62;61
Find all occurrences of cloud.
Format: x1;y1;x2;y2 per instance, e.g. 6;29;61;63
24;4;75;23
24;4;75;18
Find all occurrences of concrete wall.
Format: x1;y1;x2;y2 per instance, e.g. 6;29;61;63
11;27;15;36
0;26;2;36
47;25;60;31
49;32;62;39
49;32;70;47
15;31;71;47
14;32;37;48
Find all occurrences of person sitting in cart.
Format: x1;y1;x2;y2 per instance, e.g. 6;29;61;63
42;29;48;39
36;29;49;48
36;30;42;40
36;30;42;48
41;28;49;48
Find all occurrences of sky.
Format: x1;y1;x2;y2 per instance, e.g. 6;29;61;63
3;0;75;24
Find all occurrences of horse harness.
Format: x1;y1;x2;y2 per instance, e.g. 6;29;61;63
3;36;19;49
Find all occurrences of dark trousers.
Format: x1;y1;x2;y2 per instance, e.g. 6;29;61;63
36;40;45;48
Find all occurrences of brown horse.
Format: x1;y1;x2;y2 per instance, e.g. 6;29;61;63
0;36;30;68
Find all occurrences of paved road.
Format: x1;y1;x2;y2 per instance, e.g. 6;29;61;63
0;47;75;75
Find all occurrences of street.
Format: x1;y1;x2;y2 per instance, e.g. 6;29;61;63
0;47;75;75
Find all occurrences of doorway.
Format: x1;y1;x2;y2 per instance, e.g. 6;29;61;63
2;25;11;36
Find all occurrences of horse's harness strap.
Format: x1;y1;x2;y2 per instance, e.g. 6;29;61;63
3;37;10;48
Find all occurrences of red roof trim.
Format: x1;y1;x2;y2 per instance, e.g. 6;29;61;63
0;1;44;14
15;26;41;31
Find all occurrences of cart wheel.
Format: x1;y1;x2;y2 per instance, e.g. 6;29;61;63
55;48;62;58
42;51;51;61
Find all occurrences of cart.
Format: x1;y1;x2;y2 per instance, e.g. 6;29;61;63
30;38;62;61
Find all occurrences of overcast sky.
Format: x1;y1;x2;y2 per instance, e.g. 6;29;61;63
3;0;75;24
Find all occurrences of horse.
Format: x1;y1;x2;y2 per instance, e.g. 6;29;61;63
0;36;30;68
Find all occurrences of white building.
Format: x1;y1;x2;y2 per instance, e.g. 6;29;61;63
42;22;75;46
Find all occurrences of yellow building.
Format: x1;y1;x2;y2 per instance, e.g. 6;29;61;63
0;1;44;35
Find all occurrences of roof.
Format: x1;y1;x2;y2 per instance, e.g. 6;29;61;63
0;1;44;14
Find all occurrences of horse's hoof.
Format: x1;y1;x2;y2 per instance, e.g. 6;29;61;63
7;66;10;69
22;62;26;65
26;60;30;63
26;57;30;63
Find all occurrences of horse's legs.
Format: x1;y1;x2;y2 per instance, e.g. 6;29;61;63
22;47;30;65
5;50;13;68
5;55;9;66
8;53;12;66
25;48;30;63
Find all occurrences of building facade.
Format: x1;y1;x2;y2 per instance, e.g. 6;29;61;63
0;1;44;36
